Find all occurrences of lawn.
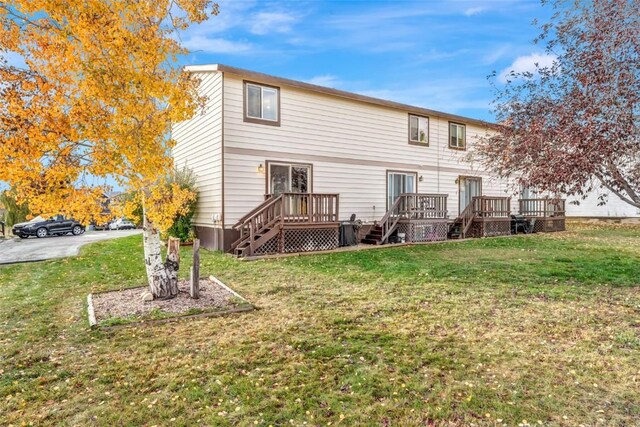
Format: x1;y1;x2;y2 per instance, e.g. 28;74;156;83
1;224;639;426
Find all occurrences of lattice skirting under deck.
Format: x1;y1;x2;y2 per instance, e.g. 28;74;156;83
532;218;566;233
282;227;339;253
254;235;280;255
396;220;448;243
468;219;511;238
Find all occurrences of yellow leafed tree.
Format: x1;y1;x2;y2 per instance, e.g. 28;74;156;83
0;0;217;299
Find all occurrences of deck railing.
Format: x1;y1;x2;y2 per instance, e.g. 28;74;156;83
396;193;448;219
455;196;511;238
519;198;566;217
472;196;511;218
378;193;448;243
232;193;340;255
280;193;340;223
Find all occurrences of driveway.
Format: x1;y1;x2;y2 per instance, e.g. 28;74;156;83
0;230;141;265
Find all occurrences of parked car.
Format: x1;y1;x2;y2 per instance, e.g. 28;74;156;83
12;215;85;238
109;218;136;230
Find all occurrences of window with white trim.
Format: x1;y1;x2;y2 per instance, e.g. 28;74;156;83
409;115;429;144
245;83;279;122
449;122;466;149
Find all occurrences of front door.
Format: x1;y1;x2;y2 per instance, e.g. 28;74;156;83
387;171;416;209
459;177;482;212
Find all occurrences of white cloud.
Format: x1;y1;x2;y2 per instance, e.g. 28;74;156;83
249;12;297;35
183;36;253;54
482;44;511;65
498;53;557;83
464;6;486;16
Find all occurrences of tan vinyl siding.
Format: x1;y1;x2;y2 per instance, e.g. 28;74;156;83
221;73;514;226
172;71;223;227
180;67;638;229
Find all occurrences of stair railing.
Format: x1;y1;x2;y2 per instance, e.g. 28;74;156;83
378;196;404;243
232;194;284;253
459;199;476;239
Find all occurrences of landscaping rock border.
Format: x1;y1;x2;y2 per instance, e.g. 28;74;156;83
87;275;253;330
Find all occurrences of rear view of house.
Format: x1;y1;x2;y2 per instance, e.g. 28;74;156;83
171;64;636;255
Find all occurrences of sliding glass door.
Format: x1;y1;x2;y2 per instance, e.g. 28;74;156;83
268;163;311;195
268;162;312;218
459;176;482;212
387;172;416;209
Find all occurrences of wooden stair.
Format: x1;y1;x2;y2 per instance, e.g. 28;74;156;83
361;224;384;245
233;225;280;257
231;195;284;257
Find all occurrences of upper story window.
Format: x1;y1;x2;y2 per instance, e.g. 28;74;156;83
449;122;466;150
244;81;280;126
408;114;429;145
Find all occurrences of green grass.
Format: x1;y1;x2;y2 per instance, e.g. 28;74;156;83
1;225;640;426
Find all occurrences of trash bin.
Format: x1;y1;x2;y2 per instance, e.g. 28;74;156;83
339;216;362;247
339;221;357;247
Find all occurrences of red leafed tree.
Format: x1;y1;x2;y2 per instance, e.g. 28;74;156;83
476;0;640;208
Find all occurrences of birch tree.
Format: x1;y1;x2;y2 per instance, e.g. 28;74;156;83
0;0;217;298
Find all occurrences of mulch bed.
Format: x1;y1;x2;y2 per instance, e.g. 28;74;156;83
91;278;249;325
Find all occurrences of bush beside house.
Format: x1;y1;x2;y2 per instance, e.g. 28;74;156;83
166;166;198;243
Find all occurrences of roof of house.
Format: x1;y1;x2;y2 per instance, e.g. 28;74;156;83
184;64;497;129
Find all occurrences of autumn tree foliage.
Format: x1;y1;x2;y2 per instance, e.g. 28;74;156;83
476;0;640;208
0;0;217;298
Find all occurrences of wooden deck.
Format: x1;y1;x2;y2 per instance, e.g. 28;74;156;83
519;198;566;232
232;193;340;257
363;194;449;244
230;193;568;258
454;196;512;238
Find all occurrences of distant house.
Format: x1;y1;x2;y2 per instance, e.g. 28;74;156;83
172;64;638;255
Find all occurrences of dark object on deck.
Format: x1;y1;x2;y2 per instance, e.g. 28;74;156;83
388;232;402;244
511;214;533;234
339;215;361;247
0;221;4;237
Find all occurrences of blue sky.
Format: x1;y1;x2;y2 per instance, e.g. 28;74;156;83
1;0;555;194
179;0;556;122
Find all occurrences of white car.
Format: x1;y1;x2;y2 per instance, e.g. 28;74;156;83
109;219;136;230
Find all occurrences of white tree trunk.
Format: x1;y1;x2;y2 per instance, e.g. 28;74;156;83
142;211;180;299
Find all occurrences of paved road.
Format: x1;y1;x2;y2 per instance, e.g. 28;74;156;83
0;230;141;265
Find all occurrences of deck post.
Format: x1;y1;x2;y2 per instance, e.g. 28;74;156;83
308;194;314;223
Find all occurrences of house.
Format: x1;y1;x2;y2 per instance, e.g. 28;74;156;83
171;64;635;255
